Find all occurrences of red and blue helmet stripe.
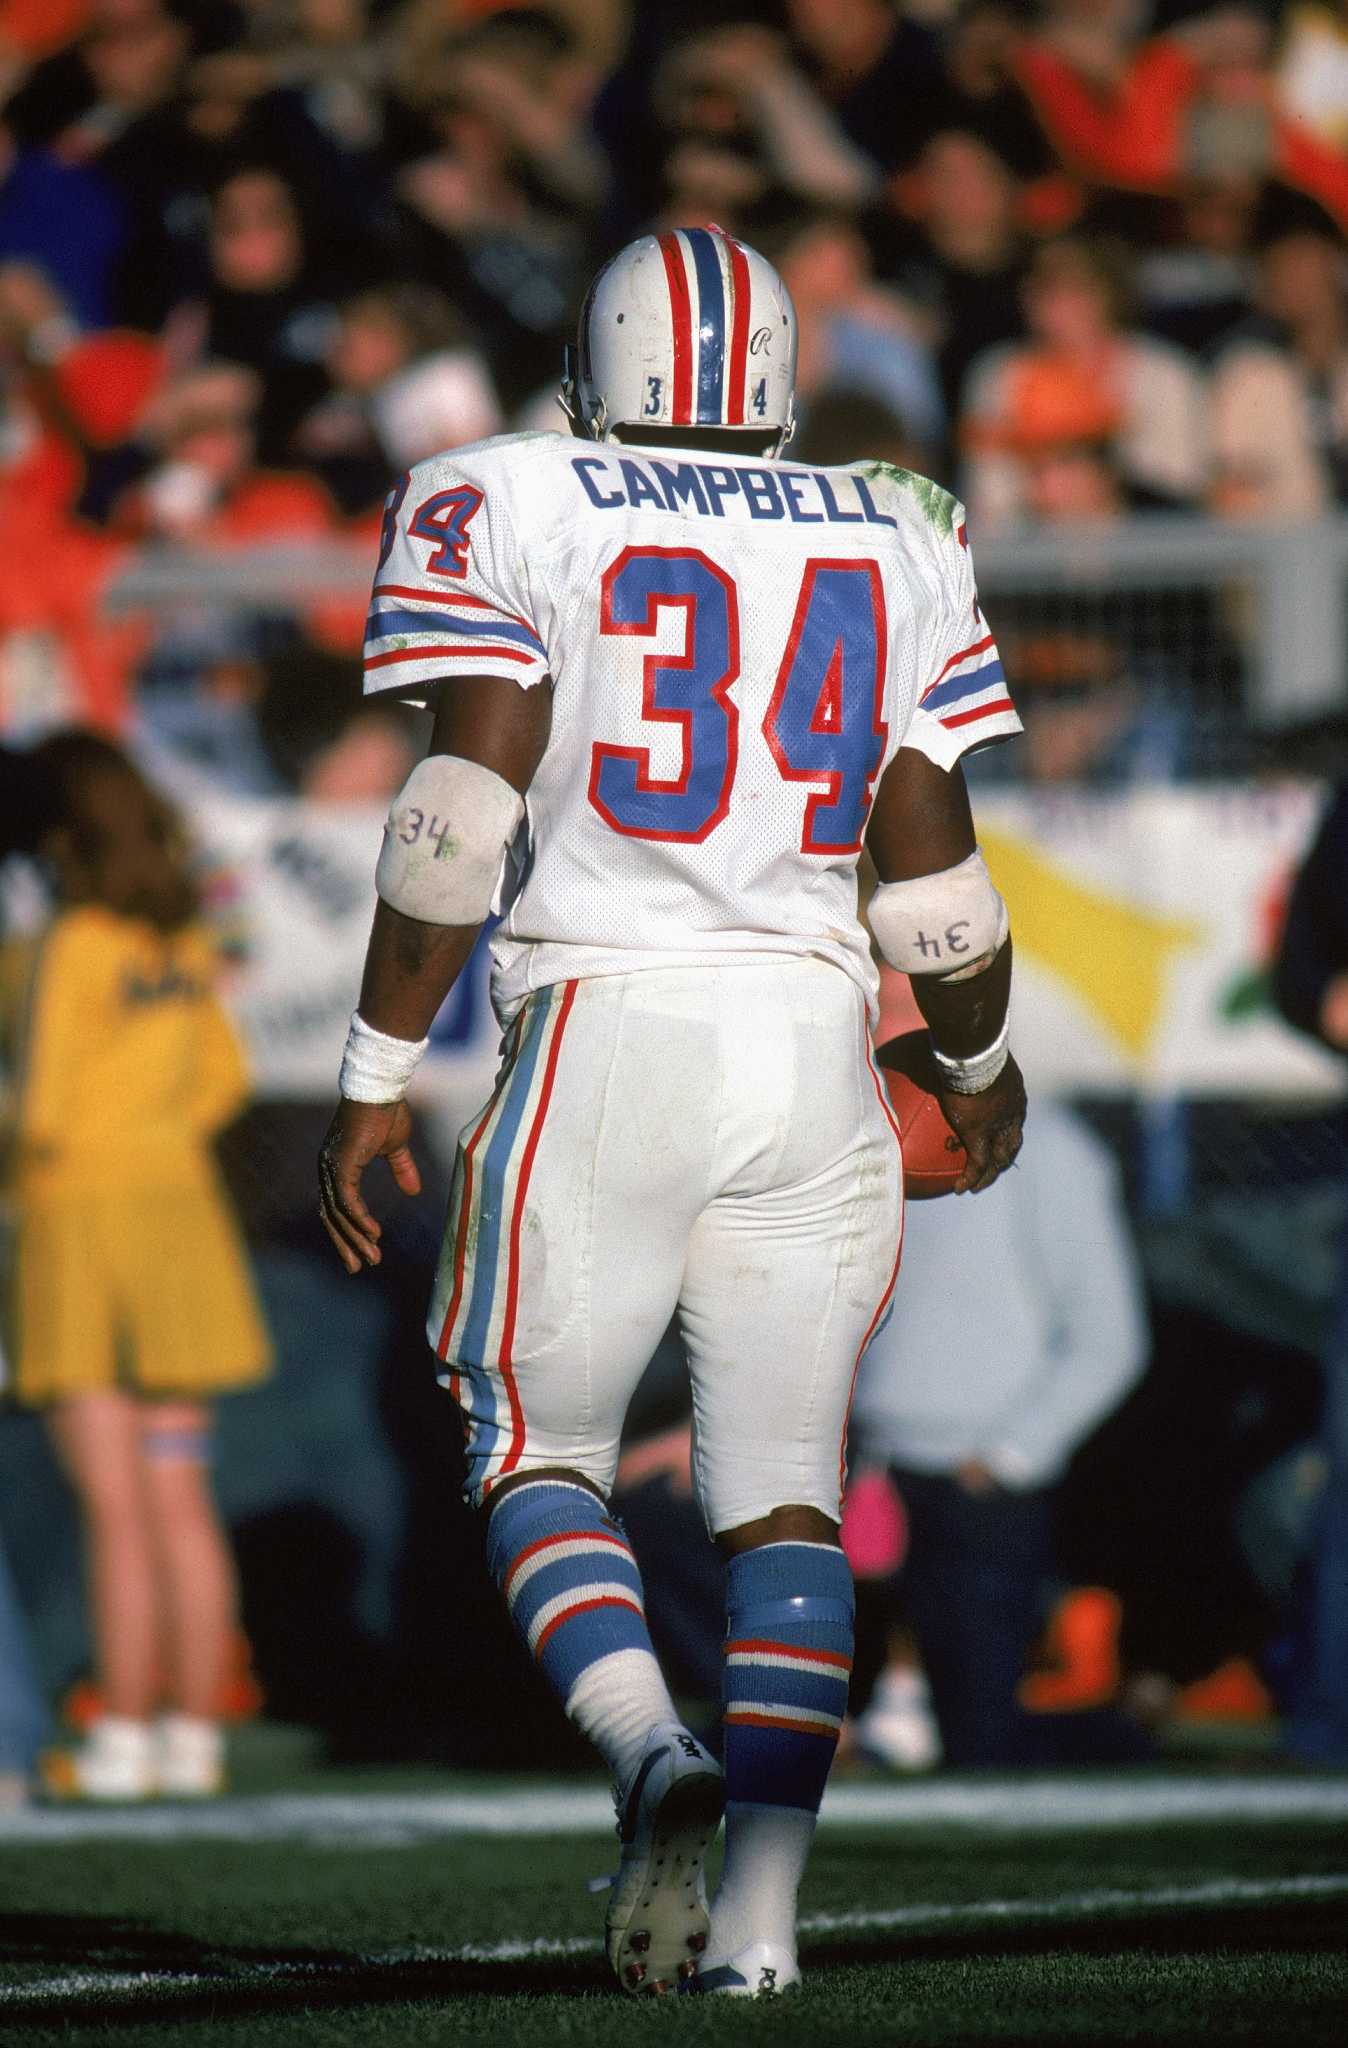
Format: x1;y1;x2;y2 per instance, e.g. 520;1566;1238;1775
656;227;754;428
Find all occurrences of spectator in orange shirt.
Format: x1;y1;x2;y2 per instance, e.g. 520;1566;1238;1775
1014;1;1348;234
962;234;1209;525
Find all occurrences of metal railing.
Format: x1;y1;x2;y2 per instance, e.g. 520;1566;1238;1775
103;517;1348;731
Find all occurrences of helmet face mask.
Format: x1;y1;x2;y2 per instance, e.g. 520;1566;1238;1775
560;228;798;458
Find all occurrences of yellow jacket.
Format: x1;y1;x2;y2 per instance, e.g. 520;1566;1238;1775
1;906;250;1200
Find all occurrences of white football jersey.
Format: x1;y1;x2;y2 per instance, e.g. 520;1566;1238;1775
364;431;1020;1023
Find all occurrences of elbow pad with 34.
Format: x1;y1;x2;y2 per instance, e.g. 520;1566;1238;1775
868;850;1008;977
375;754;524;926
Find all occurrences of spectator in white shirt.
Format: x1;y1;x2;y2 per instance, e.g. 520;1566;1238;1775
850;1102;1148;1765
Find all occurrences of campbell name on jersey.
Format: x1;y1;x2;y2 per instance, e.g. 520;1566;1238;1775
364;431;1020;1023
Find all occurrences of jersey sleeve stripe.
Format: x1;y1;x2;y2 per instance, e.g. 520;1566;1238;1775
658;232;694;424
364;643;538;671
367;607;546;654
373;583;534;630
921;657;1006;713
940;695;1017;730
925;631;996;697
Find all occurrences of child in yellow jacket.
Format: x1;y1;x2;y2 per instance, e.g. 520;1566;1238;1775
1;732;269;1799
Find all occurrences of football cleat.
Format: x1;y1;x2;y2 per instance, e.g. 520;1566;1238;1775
605;1724;724;1997
689;1938;802;1997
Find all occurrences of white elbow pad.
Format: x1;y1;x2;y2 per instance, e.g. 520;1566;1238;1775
375;754;524;926
869;849;1008;977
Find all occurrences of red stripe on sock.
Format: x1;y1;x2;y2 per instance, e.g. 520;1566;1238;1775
534;1594;644;1659
724;1711;841;1739
503;1527;629;1599
725;1639;852;1670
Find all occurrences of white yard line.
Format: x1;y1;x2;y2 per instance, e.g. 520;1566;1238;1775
2;1873;1345;2009
2;1774;1348;1845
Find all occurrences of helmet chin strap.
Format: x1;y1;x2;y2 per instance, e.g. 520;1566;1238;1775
558;345;608;438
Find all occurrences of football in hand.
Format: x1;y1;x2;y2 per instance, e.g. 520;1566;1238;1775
876;1030;966;1199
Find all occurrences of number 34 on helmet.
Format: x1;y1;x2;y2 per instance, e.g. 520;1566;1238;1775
561;226;798;457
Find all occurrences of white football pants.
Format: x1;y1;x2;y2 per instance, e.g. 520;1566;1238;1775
430;958;903;1534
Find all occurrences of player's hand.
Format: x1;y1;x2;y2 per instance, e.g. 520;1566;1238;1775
938;1054;1026;1195
318;1097;421;1274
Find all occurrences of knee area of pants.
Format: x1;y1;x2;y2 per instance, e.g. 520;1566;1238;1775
711;1500;842;1547
472;1458;612;1517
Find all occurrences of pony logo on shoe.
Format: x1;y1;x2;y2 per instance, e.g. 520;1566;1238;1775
691;1939;802;1997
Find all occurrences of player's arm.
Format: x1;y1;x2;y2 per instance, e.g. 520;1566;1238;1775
318;674;551;1273
865;746;1025;1193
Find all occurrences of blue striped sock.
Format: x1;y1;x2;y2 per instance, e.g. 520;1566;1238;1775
485;1480;677;1781
710;1543;854;1962
721;1542;854;1814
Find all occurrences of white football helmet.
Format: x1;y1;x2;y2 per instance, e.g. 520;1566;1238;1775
561;227;797;456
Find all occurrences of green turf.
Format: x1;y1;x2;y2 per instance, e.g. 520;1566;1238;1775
3;1806;1347;2046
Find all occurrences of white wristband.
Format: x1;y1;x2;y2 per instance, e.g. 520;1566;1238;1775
338;1011;428;1103
931;1015;1011;1095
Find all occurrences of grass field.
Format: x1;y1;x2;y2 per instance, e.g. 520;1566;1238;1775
2;1738;1347;2047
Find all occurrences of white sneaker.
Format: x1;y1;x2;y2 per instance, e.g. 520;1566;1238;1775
692;1938;802;1997
42;1716;157;1801
606;1725;724;1996
156;1714;225;1798
854;1665;943;1773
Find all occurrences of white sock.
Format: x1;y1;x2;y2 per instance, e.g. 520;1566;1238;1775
565;1647;681;1787
87;1715;155;1760
709;1802;816;1960
157;1714;224;1769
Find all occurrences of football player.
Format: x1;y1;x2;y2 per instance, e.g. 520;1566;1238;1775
318;228;1026;1996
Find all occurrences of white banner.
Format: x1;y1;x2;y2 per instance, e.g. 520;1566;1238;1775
971;784;1343;1098
195;793;500;1100
196;784;1344;1101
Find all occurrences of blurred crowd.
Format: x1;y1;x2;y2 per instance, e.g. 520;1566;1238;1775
0;0;1346;769
3;0;1348;1794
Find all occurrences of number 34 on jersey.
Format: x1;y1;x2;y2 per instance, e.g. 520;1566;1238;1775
590;545;888;854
